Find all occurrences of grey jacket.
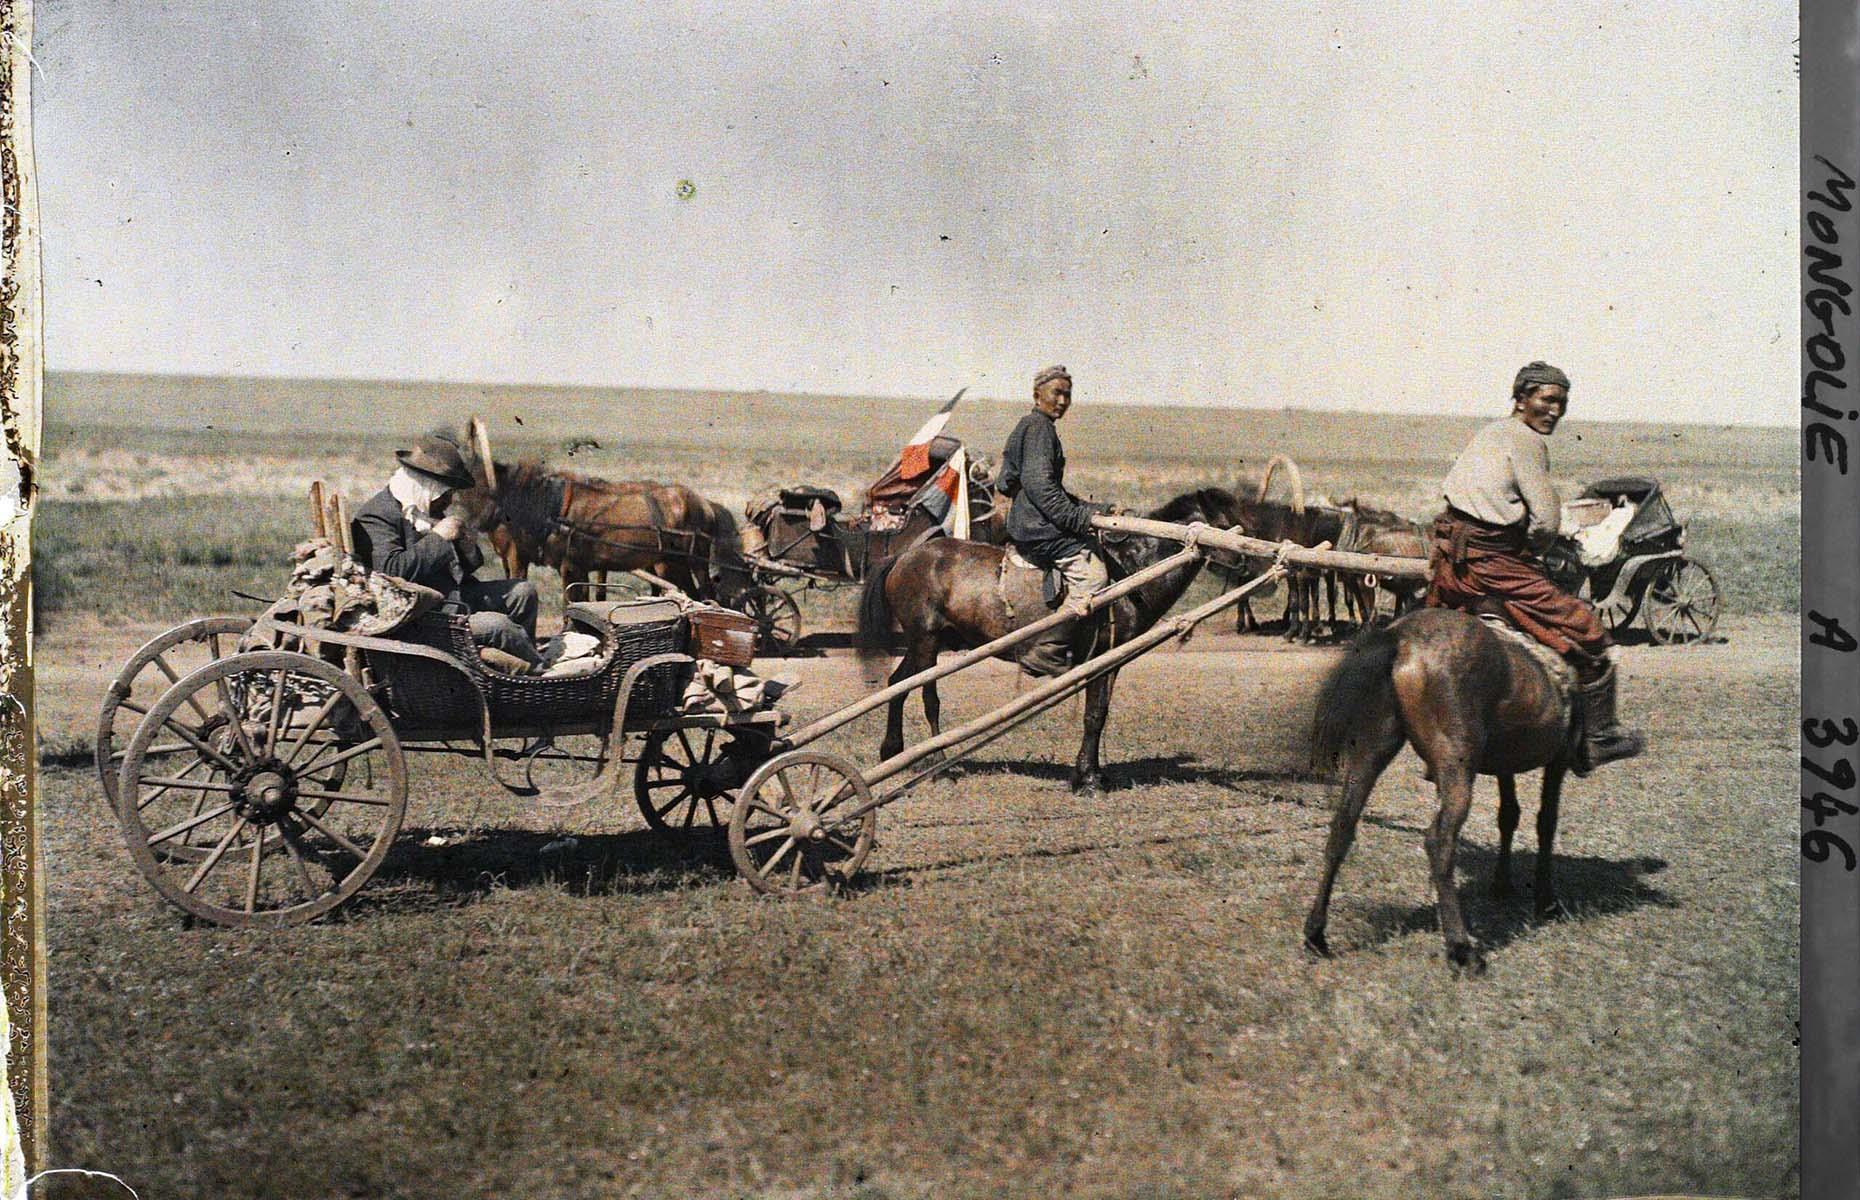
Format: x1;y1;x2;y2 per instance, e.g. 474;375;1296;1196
350;486;482;604
999;409;1104;565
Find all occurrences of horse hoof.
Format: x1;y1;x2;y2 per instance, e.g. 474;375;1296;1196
1535;897;1568;922
878;743;904;763
1069;774;1103;797
1303;931;1332;959
1447;942;1488;976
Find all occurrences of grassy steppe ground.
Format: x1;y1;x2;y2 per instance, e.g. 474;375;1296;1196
36;373;1799;1199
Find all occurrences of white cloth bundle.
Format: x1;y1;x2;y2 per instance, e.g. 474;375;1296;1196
1573;501;1637;568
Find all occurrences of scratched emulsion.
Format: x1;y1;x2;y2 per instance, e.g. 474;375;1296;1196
0;0;43;1185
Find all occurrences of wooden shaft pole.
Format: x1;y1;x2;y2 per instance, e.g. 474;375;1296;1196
778;543;1204;750
1091;513;1430;580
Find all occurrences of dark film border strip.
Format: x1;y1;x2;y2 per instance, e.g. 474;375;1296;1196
0;0;42;1176
1803;3;1859;1197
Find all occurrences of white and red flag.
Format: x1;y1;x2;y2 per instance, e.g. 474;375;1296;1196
910;445;972;539
896;387;966;480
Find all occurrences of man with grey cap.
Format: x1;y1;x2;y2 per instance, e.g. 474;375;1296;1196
997;365;1113;677
1426;361;1644;772
350;434;542;667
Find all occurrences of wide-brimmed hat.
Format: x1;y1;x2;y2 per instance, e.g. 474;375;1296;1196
395;436;475;490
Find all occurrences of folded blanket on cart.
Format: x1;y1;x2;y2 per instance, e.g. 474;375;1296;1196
679;661;799;717
251;538;445;641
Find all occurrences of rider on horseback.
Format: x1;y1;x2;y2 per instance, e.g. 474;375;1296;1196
1426;361;1645;772
998;365;1113;677
351;435;543;669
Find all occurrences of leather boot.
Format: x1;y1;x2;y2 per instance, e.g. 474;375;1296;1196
1019;620;1075;678
1573;658;1645;775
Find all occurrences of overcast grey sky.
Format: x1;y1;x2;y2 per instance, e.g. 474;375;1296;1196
33;2;1796;424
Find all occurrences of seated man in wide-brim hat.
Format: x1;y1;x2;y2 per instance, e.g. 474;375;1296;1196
350;434;542;668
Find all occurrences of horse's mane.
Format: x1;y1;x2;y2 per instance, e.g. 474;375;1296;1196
1149;486;1237;525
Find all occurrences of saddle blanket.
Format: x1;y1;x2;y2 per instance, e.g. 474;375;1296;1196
1000;546;1065;619
1476;612;1575;727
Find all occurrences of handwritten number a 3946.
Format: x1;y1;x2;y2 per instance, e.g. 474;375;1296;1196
1802;718;1860;869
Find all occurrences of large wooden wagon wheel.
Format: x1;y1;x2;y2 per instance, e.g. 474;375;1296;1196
727;750;876;896
117;651;407;927
1641;556;1723;645
95;616;252;817
741;584;803;656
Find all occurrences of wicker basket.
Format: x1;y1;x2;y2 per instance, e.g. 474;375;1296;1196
374;606;685;730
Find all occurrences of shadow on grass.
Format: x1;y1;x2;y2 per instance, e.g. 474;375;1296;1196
935;752;1318;793
347;825;738;914
1355;838;1674;957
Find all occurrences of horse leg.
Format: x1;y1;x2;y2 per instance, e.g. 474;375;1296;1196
879;635;935;762
1303;724;1404;958
1491;773;1520;901
1071;668;1115;795
1534;762;1568;921
1426;765;1485;974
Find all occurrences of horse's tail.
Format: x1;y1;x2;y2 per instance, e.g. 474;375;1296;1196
701;497;748;601
1311;624;1401;776
855;554;902;664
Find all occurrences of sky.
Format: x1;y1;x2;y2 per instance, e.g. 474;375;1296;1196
32;1;1798;425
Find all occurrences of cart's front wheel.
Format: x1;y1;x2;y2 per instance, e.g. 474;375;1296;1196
118;651;407;927
1642;556;1723;645
635;725;743;833
743;585;803;656
728;751;876;897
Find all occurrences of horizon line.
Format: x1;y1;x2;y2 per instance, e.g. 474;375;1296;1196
44;366;1798;432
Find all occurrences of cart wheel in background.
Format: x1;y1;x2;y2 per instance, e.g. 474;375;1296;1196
635;726;741;833
742;585;803;656
1642;557;1723;646
728;750;876;897
118;651;406;928
95;616;254;816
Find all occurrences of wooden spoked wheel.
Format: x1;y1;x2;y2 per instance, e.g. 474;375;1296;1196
743;584;803;656
95;616;253;816
635;725;746;833
117;651;407;927
727;750;876;897
1642;556;1723;646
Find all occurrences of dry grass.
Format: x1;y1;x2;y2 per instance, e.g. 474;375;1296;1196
37;372;1797;1198
42;622;1796;1199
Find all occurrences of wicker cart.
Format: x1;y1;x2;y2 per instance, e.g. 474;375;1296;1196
102;493;786;928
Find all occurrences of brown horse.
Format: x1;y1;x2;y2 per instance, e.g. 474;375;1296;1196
453;459;745;600
856;488;1242;793
1335;500;1429;629
1303;608;1580;974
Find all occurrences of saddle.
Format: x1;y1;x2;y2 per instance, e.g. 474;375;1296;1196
998;546;1066;619
1473;610;1575;726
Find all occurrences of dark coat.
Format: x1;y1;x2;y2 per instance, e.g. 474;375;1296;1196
998;408;1102;564
350;487;482;603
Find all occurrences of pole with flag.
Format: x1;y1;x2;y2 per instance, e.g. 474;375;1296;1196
897;387;966;480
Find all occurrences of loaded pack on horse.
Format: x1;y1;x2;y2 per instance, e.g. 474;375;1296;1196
1301;361;1645;974
449;417;746;601
857;487;1244;795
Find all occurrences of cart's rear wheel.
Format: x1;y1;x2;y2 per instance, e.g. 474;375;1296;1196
727;750;875;897
96;616;253;816
118;651;406;927
743;585;803;656
634;725;755;833
1642;556;1723;646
